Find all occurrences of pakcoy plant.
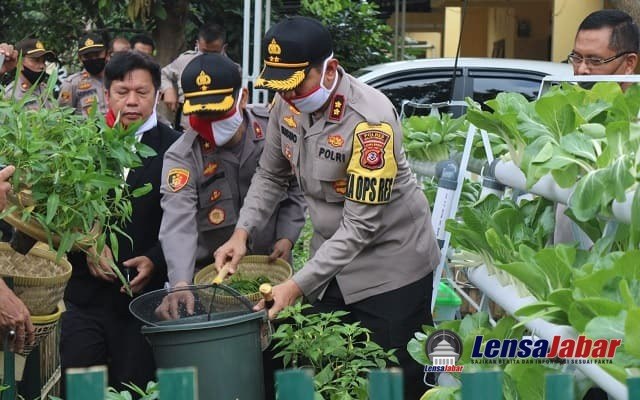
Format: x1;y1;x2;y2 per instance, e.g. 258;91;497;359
466;82;640;225
402;113;507;163
0;70;154;292
497;239;640;382
445;194;555;269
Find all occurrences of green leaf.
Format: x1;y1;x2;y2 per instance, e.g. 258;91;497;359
624;308;640;358
569;169;610;221
584;311;626;341
559;133;597;162
132;183;153;197
407;338;429;365
45;193;59;225
531;142;553;164
535;96;576;139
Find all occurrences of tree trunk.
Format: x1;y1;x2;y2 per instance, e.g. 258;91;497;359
153;0;190;66
609;0;640;25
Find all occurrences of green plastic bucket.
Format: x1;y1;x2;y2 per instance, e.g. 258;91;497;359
433;282;462;322
141;310;266;400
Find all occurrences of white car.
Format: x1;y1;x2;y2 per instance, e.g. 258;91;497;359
354;57;572;115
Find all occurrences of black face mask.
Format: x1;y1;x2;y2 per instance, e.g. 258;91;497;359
82;58;106;76
22;66;48;85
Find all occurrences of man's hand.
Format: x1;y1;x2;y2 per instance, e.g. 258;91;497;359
0;43;18;75
0;165;15;211
268;238;293;263
213;229;249;274
121;256;154;294
253;279;302;320
163;88;179;112
86;246;116;282
154;281;195;320
0;280;35;354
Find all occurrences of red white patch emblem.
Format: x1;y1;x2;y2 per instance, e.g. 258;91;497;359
253;122;264;139
357;130;390;170
203;162;218;176
328;135;344;148
210;189;222;202
329;95;345;121
333;179;347;195
167;168;190;192
208;207;225;225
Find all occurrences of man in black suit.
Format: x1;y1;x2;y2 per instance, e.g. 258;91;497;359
60;51;180;393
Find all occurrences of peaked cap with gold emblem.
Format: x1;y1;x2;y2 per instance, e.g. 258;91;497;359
78;33;106;56
255;16;333;92
181;53;241;115
15;38;55;60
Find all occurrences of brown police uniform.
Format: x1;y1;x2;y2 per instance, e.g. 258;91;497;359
159;106;305;284
4;75;52;110
240;70;440;302
58;70;106;116
239;16;440;400
58;34;107;117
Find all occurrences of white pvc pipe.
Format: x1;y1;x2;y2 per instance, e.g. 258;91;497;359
467;265;628;400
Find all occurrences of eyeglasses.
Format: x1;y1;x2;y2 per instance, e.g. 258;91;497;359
567;51;635;67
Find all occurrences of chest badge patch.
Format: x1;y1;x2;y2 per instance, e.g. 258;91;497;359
328;135;344;148
208;207;226;225
203;162;218;177
289;105;301;115
210;189;222;202
333;179;348;195
283;115;297;128
78;81;92;90
167;168;190;192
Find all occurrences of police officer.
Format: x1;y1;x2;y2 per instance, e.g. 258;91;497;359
58;33;108;117
156;53;305;293
214;17;440;399
4;38;55;109
160;23;230;131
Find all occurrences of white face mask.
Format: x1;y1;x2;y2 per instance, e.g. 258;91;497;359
211;91;244;146
290;54;337;114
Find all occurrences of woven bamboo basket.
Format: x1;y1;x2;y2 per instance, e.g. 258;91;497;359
194;255;293;304
3;190;99;251
0;243;72;315
0;304;62;357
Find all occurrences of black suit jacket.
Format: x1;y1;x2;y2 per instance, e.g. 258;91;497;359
64;123;180;311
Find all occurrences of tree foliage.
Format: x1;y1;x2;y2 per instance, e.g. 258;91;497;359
294;0;392;72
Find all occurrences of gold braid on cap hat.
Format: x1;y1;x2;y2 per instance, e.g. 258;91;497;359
255;70;306;92
182;95;235;115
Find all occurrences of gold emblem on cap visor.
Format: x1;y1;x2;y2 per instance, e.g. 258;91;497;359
35;41;44;50
268;38;281;56
196;70;212;91
85;38;94;47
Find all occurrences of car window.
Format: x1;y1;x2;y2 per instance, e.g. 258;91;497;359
367;69;463;116
469;69;547;107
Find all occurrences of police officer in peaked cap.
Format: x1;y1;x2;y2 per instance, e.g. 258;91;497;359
214;16;440;399
58;32;108;117
156;53;305;317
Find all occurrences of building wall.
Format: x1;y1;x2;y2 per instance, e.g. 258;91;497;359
460;8;490;57
551;0;604;62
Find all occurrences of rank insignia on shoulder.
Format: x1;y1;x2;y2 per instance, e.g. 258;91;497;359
210;189;222;202
283;115;297;128
329;94;345;121
20;82;29;90
203;162;218;177
208;207;226;225
78;81;92;90
200;138;215;154
327;135;344;148
289;105;300;115
167;168;190;192
60;91;71;102
253;122;264;139
284;144;293;160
